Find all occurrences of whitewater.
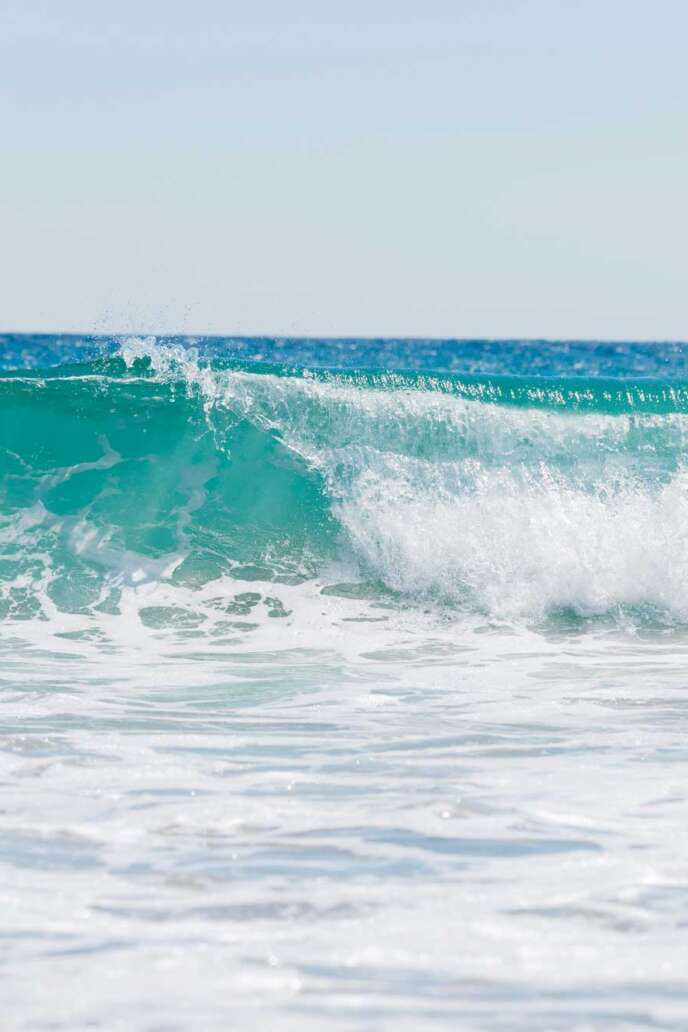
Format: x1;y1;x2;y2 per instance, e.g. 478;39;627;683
2;334;688;1030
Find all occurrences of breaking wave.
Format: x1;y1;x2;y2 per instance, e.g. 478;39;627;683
3;336;688;627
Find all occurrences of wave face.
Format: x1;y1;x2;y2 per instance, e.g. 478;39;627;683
3;335;688;626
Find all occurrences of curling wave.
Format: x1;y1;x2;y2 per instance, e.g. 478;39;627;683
3;337;688;626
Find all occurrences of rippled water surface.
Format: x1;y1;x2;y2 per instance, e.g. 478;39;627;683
3;336;688;1030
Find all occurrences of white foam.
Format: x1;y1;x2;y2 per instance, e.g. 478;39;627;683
336;460;688;620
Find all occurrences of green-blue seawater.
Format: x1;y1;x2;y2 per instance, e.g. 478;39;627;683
3;335;688;1030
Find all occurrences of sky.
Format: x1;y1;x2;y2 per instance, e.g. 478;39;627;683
1;0;687;339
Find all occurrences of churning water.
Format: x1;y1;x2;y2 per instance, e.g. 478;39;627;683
2;334;688;1030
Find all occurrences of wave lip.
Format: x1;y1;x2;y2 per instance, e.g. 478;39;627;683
3;336;688;628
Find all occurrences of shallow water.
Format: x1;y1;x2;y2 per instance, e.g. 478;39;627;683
2;336;688;1030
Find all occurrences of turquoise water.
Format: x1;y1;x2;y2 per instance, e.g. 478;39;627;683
3;335;688;1029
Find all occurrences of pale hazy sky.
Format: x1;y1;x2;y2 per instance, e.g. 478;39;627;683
1;0;686;339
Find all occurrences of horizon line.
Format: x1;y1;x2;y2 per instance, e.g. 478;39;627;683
2;329;688;346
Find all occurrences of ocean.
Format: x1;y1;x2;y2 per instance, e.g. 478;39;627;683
2;334;688;1030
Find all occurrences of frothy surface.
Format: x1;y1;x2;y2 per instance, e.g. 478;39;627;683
2;335;688;1029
